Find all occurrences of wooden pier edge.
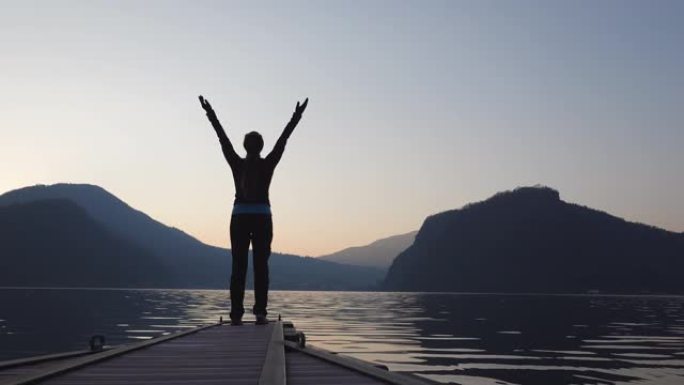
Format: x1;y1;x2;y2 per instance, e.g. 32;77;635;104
0;349;104;371
0;322;220;385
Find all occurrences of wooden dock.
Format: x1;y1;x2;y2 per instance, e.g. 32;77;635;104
0;320;435;385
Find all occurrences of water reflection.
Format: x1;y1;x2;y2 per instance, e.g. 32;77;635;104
1;288;683;384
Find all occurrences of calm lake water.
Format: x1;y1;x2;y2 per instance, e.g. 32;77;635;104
1;288;683;385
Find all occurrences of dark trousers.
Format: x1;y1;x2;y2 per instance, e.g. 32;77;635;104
229;214;273;319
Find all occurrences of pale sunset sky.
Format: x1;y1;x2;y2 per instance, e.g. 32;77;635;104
1;1;682;256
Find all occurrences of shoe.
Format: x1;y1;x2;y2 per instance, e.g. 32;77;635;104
255;315;268;325
230;318;243;326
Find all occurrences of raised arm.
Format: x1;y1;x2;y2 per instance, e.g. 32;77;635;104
199;95;240;166
267;98;309;165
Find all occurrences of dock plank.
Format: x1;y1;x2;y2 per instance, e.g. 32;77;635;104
0;355;101;384
37;324;273;385
287;351;390;385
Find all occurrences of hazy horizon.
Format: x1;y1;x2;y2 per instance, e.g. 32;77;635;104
2;1;683;255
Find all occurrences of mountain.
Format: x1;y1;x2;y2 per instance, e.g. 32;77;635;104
0;183;226;287
268;254;384;290
384;186;684;294
0;199;176;288
318;231;417;269
0;184;383;290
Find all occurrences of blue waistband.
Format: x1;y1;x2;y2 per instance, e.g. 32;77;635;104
232;203;272;215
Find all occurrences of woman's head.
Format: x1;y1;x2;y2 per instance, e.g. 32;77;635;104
243;131;264;156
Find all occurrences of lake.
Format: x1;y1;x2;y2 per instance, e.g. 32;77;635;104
1;288;683;384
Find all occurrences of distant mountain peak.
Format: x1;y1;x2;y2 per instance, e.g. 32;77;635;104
5;182;110;193
468;185;561;209
0;183;123;207
492;185;560;201
317;231;418;269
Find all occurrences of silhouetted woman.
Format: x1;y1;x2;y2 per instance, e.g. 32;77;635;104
199;95;308;325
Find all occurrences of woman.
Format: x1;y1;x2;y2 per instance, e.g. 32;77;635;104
199;95;308;325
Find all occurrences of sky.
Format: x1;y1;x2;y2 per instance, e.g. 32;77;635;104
1;0;683;256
